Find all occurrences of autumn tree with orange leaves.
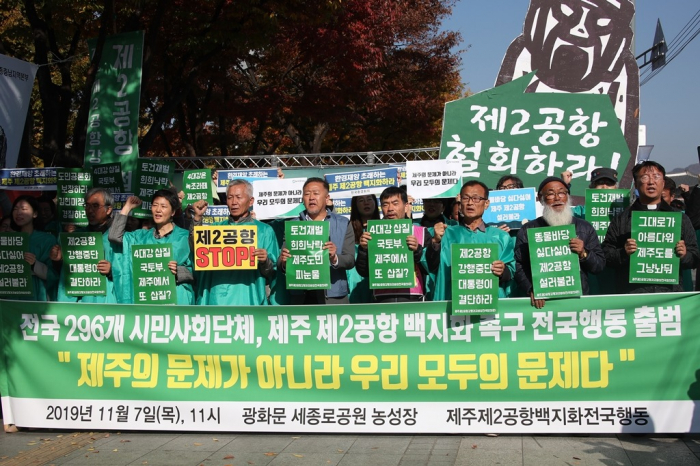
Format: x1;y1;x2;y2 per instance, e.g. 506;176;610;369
1;0;463;166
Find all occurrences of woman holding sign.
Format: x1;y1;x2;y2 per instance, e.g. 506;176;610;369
8;195;58;301
109;190;195;305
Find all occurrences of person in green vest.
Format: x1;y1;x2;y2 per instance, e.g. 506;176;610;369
8;195;58;301
425;180;515;301
109;189;195;305
50;187;122;303
190;179;279;305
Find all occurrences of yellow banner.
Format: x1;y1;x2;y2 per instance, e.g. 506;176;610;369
193;225;258;271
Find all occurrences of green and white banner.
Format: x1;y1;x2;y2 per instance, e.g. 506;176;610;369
182;169;213;209
132;244;176;305
92;162;125;194
630;212;681;284
59;232;106;296
84;31;144;190
405;159;462;200
2;293;700;433
131;158;175;219
451;244;498;314
367;219;415;289
285;221;330;290
585;189;630;243
56;168;91;227
0;233;32;296
527;225;582;299
253;178;305;220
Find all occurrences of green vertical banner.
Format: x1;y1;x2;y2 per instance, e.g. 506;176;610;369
0;232;32;296
285;221;330;289
451;243;498;314
585;189;630;243
630;211;681;284
131;244;177;304
367;219;415;289
182;169;212;209
56;168;91;227
59;232;106;296
84;31;144;191
92;162;125;193
528;225;582;299
131;158;175;219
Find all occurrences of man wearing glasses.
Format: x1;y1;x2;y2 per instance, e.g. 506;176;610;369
425;180;515;301
602;161;699;293
514;176;605;309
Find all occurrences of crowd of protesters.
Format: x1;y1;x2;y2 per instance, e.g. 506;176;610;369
0;161;698;308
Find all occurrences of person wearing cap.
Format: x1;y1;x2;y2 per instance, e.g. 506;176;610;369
603;161;700;294
425;180;515;301
514;176;605;308
566;167;619;219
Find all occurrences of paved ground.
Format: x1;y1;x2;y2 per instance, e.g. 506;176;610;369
2;426;700;466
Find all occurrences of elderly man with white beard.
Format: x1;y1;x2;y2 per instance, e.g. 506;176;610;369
514;176;605;308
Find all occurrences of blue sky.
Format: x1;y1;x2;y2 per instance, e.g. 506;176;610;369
442;0;700;172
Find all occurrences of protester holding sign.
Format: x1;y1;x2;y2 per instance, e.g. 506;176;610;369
9;195;58;301
347;194;380;303
278;177;355;305
356;187;429;302
50;188;121;303
109;190;195;305
190;179;278;305
603;161;700;293
514;176;605;309
426;181;514;301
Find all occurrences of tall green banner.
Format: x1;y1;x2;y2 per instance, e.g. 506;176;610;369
83;31;144;191
527;225;582;299
367;219;415;289
132;244;177;304
285;221;330;289
451;244;498;314
2;293;700;434
0;233;32;296
56;168;91;227
630;212;681;284
585;189;630;243
59;232;106;296
131;158;175;219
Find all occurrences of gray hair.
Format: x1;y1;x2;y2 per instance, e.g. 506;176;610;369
227;179;254;198
85;187;115;207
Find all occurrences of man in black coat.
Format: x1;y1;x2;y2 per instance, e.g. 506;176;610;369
603;161;699;294
515;176;606;308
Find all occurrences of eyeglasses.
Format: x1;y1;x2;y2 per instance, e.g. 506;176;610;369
85;203;106;210
498;183;518;190
637;173;663;183
543;191;568;200
460;195;487;204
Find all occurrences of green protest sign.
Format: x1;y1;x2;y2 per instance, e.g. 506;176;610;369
451;243;498;314
92;162;125;193
0;233;32;296
84;31;144;191
59;233;106;296
56;168;91;227
285;221;330;289
2;292;700;434
527;224;582;299
131;158;175;219
630;211;681;284
182;169;213;208
131;244;177;304
440;73;631;197
585;189;630;243
367;219;415;289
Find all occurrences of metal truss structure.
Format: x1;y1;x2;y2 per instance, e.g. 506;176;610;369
170;147;440;171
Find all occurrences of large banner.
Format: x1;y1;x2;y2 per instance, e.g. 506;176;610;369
2;293;700;433
83;31;145;190
0;54;38;169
